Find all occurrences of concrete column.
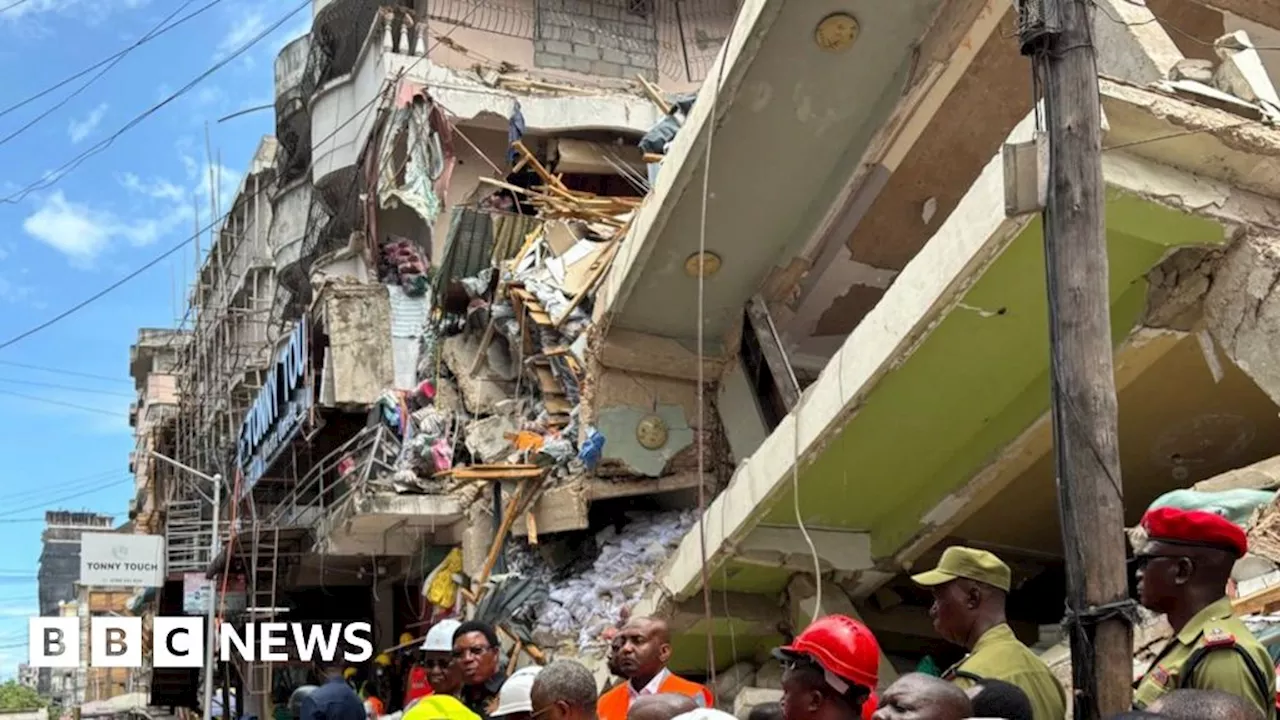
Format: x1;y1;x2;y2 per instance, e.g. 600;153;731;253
461;503;495;580
374;578;396;650
786;575;899;687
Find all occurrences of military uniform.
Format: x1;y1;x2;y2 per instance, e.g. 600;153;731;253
912;546;1068;720
1133;506;1277;720
1133;597;1275;719
942;623;1067;720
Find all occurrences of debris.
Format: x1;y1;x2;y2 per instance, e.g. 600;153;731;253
466;415;520;463
508;510;698;650
578;426;605;470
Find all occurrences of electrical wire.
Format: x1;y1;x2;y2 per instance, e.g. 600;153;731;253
0;359;129;384
0;0;226;121
0;0;309;205
0;377;132;398
1110;0;1280;50
0;478;132;519
0;470;127;505
693;4;742;685
0;0;34;14
0;388;121;416
0;0;221;147
0;6;465;354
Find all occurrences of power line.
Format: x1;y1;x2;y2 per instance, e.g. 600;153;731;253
0;0;225;123
0;478;132;519
0;3;472;352
0;360;128;384
0;0;309;205
0;377;132;398
0;472;131;506
0;0;216;147
0;0;34;15
0;388;120;417
0;215;219;351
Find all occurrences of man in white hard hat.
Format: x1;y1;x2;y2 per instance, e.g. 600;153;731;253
492;667;543;720
420;619;464;700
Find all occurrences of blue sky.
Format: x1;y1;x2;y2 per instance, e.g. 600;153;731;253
0;0;309;678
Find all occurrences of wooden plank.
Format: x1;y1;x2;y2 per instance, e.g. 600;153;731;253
544;396;573;414
1233;582;1280;616
745;294;800;410
535;367;560;394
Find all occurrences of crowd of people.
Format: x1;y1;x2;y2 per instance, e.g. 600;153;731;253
286;506;1276;720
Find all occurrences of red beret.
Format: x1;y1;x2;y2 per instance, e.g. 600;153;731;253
1140;506;1248;558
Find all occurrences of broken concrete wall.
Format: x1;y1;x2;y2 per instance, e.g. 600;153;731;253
584;328;730;478
319;283;396;407
1205;234;1280;407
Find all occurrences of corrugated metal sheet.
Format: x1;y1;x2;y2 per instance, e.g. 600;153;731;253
388;285;431;338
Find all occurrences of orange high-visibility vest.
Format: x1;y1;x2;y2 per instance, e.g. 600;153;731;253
597;673;713;720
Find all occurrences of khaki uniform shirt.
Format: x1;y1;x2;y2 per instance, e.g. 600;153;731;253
944;623;1068;720
1134;597;1275;720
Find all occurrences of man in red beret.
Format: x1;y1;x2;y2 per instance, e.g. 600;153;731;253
1132;506;1275;720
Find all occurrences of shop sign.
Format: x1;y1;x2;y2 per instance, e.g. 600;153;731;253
182;573;246;614
237;318;312;489
80;533;165;588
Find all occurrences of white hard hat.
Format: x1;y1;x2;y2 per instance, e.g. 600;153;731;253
422;619;462;652
491;666;542;717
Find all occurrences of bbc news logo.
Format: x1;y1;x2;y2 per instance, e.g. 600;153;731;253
28;617;374;668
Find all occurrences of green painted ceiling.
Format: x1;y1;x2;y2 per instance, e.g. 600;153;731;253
719;191;1225;594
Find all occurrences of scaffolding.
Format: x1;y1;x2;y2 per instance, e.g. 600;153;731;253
169;138;282;575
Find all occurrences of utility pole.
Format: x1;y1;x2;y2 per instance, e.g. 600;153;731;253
147;452;223;720
204;474;222;720
1022;0;1133;718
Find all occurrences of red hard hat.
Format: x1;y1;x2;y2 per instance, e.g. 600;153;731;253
775;614;880;690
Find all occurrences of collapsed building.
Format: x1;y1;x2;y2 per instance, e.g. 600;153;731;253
124;0;1280;716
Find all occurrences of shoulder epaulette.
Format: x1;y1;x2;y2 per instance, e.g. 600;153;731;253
1203;627;1237;648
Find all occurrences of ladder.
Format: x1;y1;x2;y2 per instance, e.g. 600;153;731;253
166;499;209;572
248;523;280;719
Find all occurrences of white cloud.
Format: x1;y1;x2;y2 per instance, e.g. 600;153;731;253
217;10;267;59
67;102;108;143
1;0;150;25
120;173;185;203
0;275;35;306
23;188;192;267
181;153;242;210
23;192;116;265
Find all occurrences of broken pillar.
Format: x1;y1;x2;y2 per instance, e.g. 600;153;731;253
1205;234;1280;406
786;575;899;687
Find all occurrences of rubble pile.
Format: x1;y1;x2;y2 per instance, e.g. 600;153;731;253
507;510;698;651
339;71;706;663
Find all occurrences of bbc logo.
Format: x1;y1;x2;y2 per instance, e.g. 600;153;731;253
30;617;205;669
30;617;374;668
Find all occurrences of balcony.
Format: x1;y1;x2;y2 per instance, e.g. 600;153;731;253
311;6;661;196
312;0;381;81
270;177;319;276
275;34;313;181
275;34;311;116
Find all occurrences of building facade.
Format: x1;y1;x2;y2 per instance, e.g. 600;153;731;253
37;512;113;697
